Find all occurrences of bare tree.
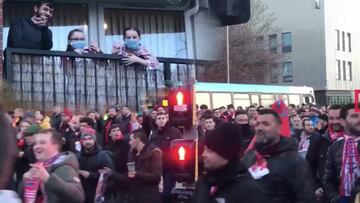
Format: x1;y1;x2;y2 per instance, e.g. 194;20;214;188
198;0;283;83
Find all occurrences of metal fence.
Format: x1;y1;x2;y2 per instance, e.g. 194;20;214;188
3;48;208;112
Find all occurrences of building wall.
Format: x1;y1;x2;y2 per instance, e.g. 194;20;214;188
261;0;327;90
324;0;360;91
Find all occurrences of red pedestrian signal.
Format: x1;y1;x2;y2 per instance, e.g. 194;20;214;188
170;139;198;183
178;146;186;161
168;86;194;127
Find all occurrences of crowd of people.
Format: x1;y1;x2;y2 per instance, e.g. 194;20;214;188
0;101;359;203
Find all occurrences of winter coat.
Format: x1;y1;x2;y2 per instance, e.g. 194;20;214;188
105;139;131;192
306;132;332;188
149;123;182;171
19;152;85;203
39;116;51;130
127;143;162;203
242;137;317;203
61;128;81;153
192;161;271;203
15;145;36;186
51;113;62;131
78;145;114;203
142;114;156;137
322;138;360;202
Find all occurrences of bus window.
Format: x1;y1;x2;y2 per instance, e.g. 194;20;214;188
196;93;211;108
275;95;289;105
289;95;301;106
260;95;275;107
233;94;250;109
212;93;232;109
250;95;260;107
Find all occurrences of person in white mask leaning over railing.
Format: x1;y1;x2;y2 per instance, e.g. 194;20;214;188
111;27;159;70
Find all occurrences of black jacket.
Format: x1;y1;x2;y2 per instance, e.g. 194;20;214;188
77;145;114;203
149;123;182;171
127;144;162;203
243;137;317;203
61;128;81;153
192;161;271;203
322;138;360;202
51;113;62;131
7;17;52;50
306;132;332;188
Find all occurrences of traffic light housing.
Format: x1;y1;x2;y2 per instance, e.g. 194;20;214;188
170;139;198;183
209;0;251;26
168;85;194;127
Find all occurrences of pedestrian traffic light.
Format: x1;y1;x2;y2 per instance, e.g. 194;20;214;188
168;85;194;127
209;0;251;26
170;139;198;183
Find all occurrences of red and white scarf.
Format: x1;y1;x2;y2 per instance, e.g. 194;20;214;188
340;135;360;197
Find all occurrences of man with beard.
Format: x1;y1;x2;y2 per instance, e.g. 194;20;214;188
149;112;182;203
234;110;254;150
290;115;303;141
323;103;360;203
306;105;343;202
77;129;114;203
242;109;316;203
298;119;319;159
7;0;54;50
103;106;121;147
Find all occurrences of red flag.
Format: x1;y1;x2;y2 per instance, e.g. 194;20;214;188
271;99;291;137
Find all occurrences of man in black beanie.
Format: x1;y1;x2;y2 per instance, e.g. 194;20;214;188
192;122;269;203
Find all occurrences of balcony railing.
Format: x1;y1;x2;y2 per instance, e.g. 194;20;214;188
3;48;209;112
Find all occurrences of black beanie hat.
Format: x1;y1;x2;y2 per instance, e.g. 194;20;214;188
204;122;243;161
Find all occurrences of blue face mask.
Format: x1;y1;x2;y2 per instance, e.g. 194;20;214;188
70;40;86;50
124;39;141;51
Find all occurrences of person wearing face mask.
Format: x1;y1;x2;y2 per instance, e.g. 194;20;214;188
7;0;54;50
111;27;159;70
66;29;101;54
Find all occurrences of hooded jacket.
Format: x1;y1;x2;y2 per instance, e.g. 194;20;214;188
19;152;85;203
242;137;317;203
78;145;114;203
192;161;270;203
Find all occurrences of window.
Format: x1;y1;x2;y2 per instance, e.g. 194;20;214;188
196;93;211;109
282;32;292;53
336;60;341;80
336;30;340;50
282;62;293;82
342;31;345;51
343;61;346;80
233;94;250;109
348;33;352;52
348;62;352;81
327;96;353;105
270;66;279;83
250;95;260;106
212;93;231;109
260;95;275;107
269;34;277;53
289;95;301;106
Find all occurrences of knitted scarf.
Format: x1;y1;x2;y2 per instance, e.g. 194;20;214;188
340;135;360;197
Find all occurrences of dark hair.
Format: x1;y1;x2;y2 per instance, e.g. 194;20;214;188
289;104;296;109
235;110;247;117
36;110;46;116
39;128;64;149
200;104;208;110
80;117;95;128
227;104;234;110
0;105;17;189
123;27;141;39
35;0;55;9
302;118;311;127
329;104;342;111
258;109;282;124
297;109;306;114
109;124;122;133
156;112;167;118
246;105;256;112
340;103;360;119
66;29;85;51
318;114;328;122
132;129;148;144
202;114;215;122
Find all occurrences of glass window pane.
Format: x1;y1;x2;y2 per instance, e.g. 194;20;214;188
282;32;292;53
103;9;187;58
212;93;232;109
269;34;277;53
289;95;301;106
260;95;275;107
196;93;211;109
234;99;251;109
251;95;260;106
234;94;249;99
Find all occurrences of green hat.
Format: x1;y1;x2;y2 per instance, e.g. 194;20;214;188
23;125;41;136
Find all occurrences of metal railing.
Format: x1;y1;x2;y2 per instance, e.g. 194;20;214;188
3;48;208;112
